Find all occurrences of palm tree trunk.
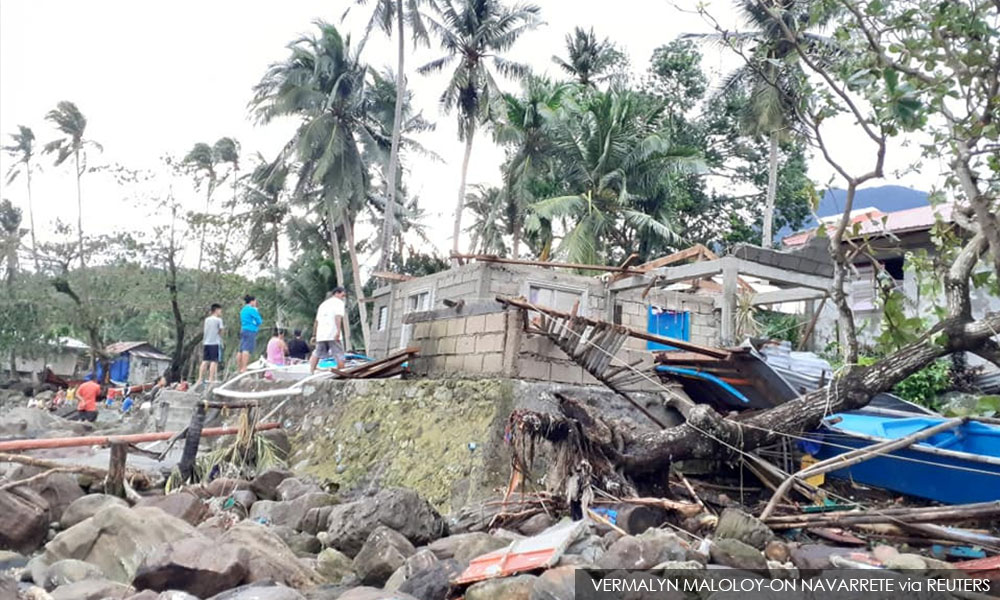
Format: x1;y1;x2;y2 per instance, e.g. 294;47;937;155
273;225;280;299
453;128;475;257
325;203;353;347
345;220;371;355
512;216;521;259
75;150;85;269
26;166;39;272
217;166;239;272
762;131;779;248
196;180;213;277
378;0;407;273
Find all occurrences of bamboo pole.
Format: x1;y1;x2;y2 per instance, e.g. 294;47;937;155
0;422;280;452
759;417;967;520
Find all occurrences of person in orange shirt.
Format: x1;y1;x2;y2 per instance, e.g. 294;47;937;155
73;380;102;422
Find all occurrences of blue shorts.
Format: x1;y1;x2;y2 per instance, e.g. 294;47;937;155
239;330;258;353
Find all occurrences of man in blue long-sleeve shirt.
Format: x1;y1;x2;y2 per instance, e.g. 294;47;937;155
238;294;262;373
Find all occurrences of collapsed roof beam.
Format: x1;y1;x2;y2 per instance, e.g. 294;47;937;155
610;256;832;293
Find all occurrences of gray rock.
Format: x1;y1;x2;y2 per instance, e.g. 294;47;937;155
709;538;767;573
563;533;604;564
126;592;200;600
136;492;207;526
384;549;437;592
789;544;857;572
336;588;419;600
325;488;446;557
397;558;463;600
7;468;84;524
465;574;537;600
426;532;506;564
208;582;306;600
276;478;322;501
713;508;775;551
218;520;324;589
61;494;129;530
518;513;555;536
35;505;197;583
42;559;104;591
352;526;417;587
0;574;16;600
0;486;50;553
596;529;688;570
231;490;257;511
316;547;353;583
250;469;293;501
50;578;134;600
884;553;927;572
204;478;252;498
300;505;335;535
0;549;28;570
248;492;337;530
133;536;250;598
530;565;578;600
764;540;790;563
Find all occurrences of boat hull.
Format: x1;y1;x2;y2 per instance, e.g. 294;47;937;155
812;415;1000;504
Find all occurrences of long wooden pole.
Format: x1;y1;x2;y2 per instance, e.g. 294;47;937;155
0;422;280;452
759;417;966;520
456;253;648;275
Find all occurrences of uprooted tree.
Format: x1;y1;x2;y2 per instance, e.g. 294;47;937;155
511;0;1000;492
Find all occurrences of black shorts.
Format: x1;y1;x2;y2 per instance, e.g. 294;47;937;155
203;344;220;362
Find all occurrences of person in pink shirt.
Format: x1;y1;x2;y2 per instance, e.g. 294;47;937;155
266;328;288;366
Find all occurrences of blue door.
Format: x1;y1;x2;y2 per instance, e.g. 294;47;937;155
647;307;690;351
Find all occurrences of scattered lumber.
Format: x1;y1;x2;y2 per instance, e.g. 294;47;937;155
764;500;1000;529
329;346;419;379
0;422;281;452
373;270;414;282
452;253;648;275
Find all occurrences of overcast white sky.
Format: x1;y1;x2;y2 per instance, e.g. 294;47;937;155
0;0;944;277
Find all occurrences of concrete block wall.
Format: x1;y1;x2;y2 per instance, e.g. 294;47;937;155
406;310;511;377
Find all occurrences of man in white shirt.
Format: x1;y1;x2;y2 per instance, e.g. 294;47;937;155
310;286;347;373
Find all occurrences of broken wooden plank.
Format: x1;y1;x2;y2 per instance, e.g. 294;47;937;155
373;270;414;282
498;295;730;358
452;253;647;275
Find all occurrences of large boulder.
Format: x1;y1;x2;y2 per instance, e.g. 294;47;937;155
126;591;200;600
352;526;417;587
299;505;335;535
426;532;507;564
208;582;306;600
248;492;337;530
133;536;250;598
136;492;208;526
0;549;28;570
250;469;293;501
316;548;353;583
0;486;50;553
465;574;537;600
713;508;775;551
7;468;84;524
0;407;89;438
596;529;689;570
530;565;578;600
36;505;197;583
384;549;437;591
42;559;104;591
397;558;463;600
218;521;324;589
204;478;252;498
709;538;768;573
50;578;134;600
336;588;419;600
325;488;446;557
61;494;129;529
276;478;323;501
0;575;16;600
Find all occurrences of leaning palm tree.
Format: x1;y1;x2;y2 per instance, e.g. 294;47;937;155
3;126;40;271
352;0;436;272
252;21;376;353
551;27;622;87
686;1;829;246
244;153;290;294
465;184;510;255
183;142;220;275
43;101;102;269
419;0;540;256
531;88;699;265
213;137;242;270
494;77;569;257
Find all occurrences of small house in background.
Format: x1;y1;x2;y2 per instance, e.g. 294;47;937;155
101;342;171;385
14;336;90;379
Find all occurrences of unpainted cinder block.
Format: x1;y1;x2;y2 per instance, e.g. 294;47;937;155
550;362;583;385
465;314;486;334
463;353;484;372
456;336;476;355
481;352;503;373
446;318;465;337
475;333;505;354
483;312;507;332
517;359;550;381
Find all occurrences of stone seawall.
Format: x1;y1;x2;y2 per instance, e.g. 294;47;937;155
248;377;672;514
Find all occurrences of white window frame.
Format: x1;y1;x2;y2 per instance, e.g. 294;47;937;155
376;305;388;332
400;287;433;347
522;280;588;318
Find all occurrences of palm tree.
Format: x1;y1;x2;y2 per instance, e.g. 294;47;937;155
419;0;540;256
213;137;241;270
551;27;622;87
686;1;828;246
3;126;40;271
353;0;435;272
183;142;220;274
465;184;510;255
43;101;101;269
494;77;568;257
244;153;290;294
531;88;699;265
252;21;376;353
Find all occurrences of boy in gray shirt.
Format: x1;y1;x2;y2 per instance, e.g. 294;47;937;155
196;304;224;387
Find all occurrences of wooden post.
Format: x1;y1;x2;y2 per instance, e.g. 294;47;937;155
720;258;738;345
106;443;127;498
